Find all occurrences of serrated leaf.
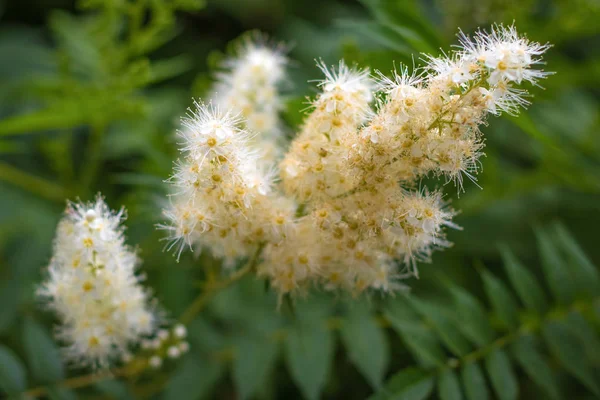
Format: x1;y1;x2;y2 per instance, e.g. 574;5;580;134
163;356;223;400
461;362;489;400
542;320;600;396
23;317;64;384
232;335;279;400
285;325;334;400
408;298;471;357
500;246;548;314
370;368;434;400
438;369;463;400
535;228;574;304
341;304;389;389
510;336;560;400
485;349;518;400
0;345;27;394
551;222;600;297
449;287;494;347
481;270;519;330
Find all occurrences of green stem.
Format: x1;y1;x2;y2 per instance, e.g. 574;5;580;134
0;162;67;202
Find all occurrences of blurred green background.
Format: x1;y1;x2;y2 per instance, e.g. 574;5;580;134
0;0;599;399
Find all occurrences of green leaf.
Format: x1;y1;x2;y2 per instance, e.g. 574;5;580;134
481;270;520;330
551;222;600;297
95;380;132;399
500;246;548;314
163;356;223;400
564;312;600;365
385;302;445;368
0;344;27;394
437;369;463;400
23;317;64;384
370;368;434;400
285;325;334;400
341;304;389;389
0;280;20;334
510;336;560;400
542;320;600;396
0;106;86;136
461;362;489;400
484;349;518;400
408;298;471;357
448;287;494;346
535;227;574;304
47;386;78;400
232;335;279;400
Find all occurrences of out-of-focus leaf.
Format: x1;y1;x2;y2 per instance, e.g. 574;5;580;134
162;355;223;400
47;386;78;400
564;312;600;365
438;369;463;400
232;335;279;400
370;368;434;400
0;345;27;394
500;246;548;314
551;222;600;297
285;324;334;400
0;280;20;334
341;303;389;389
484;349;518;400
481;270;520;330
0;107;86;136
385;300;445;367
461;362;489;400
510;336;560;400
23;317;64;384
408;298;471;357
535;227;574;304
542;321;600;396
95;380;132;399
448;286;494;346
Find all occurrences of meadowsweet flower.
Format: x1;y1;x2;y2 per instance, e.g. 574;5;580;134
164;25;550;299
162;102;295;264
211;34;288;163
38;196;157;368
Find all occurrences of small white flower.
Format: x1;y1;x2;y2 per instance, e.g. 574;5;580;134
173;324;187;339
149;356;162;369
167;346;181;359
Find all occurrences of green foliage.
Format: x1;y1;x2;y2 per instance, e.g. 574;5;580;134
0;0;599;398
373;224;600;400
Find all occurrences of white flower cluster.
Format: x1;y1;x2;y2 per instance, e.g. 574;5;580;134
139;324;190;370
211;34;287;164
161;103;295;264
164;25;550;297
39;197;157;368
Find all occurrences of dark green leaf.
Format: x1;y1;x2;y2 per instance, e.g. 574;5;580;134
0;345;27;394
481;270;520;330
551;222;600;297
461;362;489;400
542;321;600;396
484;349;518;400
23;317;64;384
341;304;389;389
385;301;445;367
285;325;334;400
510;336;560;400
163;356;223;400
449;287;494;346
47;386;78;400
408;298;471;357
500;246;548;314
370;368;434;400
437;369;463;400
232;335;279;400
535;227;574;304
95;380;132;399
564;312;600;365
